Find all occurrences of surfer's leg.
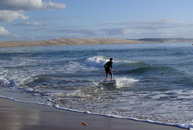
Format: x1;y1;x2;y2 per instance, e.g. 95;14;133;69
105;73;108;80
105;68;109;80
110;74;113;81
110;71;113;81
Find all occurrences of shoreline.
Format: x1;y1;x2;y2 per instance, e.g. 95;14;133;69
0;97;187;130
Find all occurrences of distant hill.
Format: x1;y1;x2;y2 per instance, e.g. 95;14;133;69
138;38;193;43
0;38;193;48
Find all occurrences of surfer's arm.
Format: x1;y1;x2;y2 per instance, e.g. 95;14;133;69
110;64;113;72
104;63;107;68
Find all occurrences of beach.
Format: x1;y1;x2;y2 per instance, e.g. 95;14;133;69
0;98;186;130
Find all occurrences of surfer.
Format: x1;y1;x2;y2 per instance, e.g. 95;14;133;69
104;58;113;81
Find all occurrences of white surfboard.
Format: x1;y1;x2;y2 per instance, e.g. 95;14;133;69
103;80;116;84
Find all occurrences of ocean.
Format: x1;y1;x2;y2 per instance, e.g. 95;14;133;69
0;42;193;129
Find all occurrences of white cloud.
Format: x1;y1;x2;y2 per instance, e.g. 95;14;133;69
0;26;10;35
42;1;66;10
0;10;29;22
125;19;193;31
0;0;66;22
98;19;193;31
101;28;137;36
0;26;20;39
48;27;140;37
94;19;193;38
157;29;176;37
25;22;43;26
0;0;66;11
14;22;51;26
50;28;98;36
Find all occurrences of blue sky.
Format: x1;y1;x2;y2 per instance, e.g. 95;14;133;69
1;0;193;41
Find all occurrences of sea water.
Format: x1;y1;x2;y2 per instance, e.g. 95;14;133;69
0;43;193;129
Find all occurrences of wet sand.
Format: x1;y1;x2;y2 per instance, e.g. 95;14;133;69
0;98;187;130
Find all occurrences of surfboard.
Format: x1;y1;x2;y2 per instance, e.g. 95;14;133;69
103;80;116;84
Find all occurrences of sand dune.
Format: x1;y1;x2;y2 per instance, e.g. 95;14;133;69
1;38;192;48
0;38;148;48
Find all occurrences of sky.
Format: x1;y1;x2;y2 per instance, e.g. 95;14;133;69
1;0;193;41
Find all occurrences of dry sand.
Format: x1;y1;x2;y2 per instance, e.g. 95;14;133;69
0;98;187;130
0;38;149;48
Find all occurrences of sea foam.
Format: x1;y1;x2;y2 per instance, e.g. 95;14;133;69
116;77;139;88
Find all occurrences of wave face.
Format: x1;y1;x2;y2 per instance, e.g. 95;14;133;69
0;43;193;129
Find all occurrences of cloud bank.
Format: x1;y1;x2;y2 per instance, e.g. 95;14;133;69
0;0;66;11
0;0;66;22
0;0;66;40
45;19;193;39
0;10;29;22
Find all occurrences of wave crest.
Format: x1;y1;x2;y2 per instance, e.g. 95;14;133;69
116;77;139;88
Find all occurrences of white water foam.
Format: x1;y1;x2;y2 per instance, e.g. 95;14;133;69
87;56;137;64
0;59;97;88
115;59;138;64
52;102;184;130
86;56;108;67
116;77;139;88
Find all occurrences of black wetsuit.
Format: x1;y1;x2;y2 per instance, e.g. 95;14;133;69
104;61;113;74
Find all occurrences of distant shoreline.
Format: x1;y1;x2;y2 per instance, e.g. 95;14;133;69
0;38;193;48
